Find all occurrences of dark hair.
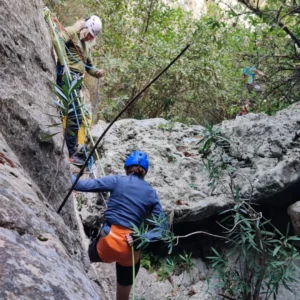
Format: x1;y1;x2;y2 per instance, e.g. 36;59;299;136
125;165;146;178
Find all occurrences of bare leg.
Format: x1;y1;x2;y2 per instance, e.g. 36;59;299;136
116;283;132;300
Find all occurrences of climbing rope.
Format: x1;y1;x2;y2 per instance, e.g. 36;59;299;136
45;9;107;205
93;78;101;124
45;10;188;298
131;246;136;300
54;29;92;172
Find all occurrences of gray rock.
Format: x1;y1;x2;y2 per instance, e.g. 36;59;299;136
91;258;216;300
222;106;300;202
0;134;102;298
0;0;74;222
90;118;234;224
288;201;300;235
0;0;103;298
0;227;101;300
88;104;300;224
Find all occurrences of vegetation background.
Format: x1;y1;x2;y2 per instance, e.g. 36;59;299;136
45;0;300;124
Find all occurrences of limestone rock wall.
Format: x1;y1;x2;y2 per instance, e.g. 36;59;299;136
0;0;102;298
0;0;72;218
221;105;300;204
87;104;300;226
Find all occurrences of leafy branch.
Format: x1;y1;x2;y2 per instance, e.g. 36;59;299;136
237;0;300;48
208;184;300;300
45;75;83;200
197;121;229;157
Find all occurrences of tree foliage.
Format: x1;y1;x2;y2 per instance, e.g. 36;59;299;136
45;0;300;123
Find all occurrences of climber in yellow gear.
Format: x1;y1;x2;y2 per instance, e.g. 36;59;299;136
52;15;104;165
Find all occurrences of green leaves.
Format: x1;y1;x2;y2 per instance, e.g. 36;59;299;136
199;121;231;191
52;0;300;124
40;132;61;141
129;213;174;254
51;74;82;106
198;121;230;157
42;76;84;141
209;191;300;299
129;222;150;250
273;245;281;257
68;76;83;96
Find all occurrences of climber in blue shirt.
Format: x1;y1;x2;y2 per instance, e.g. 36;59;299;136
237;66;267;117
72;150;168;300
242;66;265;101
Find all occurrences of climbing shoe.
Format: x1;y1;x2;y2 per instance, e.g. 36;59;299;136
69;155;85;166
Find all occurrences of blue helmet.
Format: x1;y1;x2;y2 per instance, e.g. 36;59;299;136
124;150;149;173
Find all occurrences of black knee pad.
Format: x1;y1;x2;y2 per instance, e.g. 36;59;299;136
88;238;102;263
116;260;140;286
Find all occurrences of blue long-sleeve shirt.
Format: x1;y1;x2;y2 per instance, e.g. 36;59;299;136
72;174;168;241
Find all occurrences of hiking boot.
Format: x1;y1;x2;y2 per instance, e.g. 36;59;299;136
69;155;85;166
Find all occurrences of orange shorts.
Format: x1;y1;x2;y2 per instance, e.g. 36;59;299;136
97;224;140;267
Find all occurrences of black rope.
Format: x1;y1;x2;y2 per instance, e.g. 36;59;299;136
57;44;190;214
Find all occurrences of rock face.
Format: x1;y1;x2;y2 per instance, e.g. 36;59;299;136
83;105;300;300
89;118;230;225
87;103;300;225
0;227;100;300
221;106;300;204
0;133;102;299
0;0;72;218
288;202;300;235
92;258;216;300
0;0;101;298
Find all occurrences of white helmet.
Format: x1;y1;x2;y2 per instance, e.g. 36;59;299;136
85;15;102;37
